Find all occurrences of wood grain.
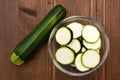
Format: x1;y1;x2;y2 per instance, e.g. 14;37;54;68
0;0;120;80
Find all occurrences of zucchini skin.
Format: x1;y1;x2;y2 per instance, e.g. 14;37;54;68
12;5;66;64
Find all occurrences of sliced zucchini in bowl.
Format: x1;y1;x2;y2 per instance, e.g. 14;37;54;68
67;39;81;53
75;53;90;72
67;22;83;38
70;64;76;67
81;47;87;53
96;49;100;53
83;38;101;50
52;18;104;73
82;25;100;43
82;50;100;68
55;47;75;65
55;27;72;45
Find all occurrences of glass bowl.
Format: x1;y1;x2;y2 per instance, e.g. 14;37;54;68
48;16;110;76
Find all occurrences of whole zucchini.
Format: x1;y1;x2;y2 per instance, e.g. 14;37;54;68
11;5;66;65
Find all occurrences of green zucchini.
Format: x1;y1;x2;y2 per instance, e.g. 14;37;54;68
10;5;66;65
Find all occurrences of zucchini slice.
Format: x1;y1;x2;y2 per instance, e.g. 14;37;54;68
82;50;100;68
83;38;101;50
82;25;100;43
55;27;72;45
96;49;100;53
81;47;86;53
67;39;81;53
67;22;83;38
70;64;76;67
75;53;90;72
55;47;74;65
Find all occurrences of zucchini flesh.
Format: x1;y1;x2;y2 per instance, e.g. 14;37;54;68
55;47;74;65
11;5;66;65
82;50;100;68
81;47;86;53
55;27;72;45
67;39;81;53
70;64;76;67
82;25;100;43
67;22;83;38
75;53;89;72
96;49;100;53
83;38;101;50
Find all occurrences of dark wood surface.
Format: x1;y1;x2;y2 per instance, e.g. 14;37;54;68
0;0;120;80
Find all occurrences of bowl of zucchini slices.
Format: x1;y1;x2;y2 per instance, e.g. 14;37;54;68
48;16;110;76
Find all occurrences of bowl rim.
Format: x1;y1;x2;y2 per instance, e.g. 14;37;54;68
48;16;110;76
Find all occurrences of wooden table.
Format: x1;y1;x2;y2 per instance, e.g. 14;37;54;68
0;0;120;80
